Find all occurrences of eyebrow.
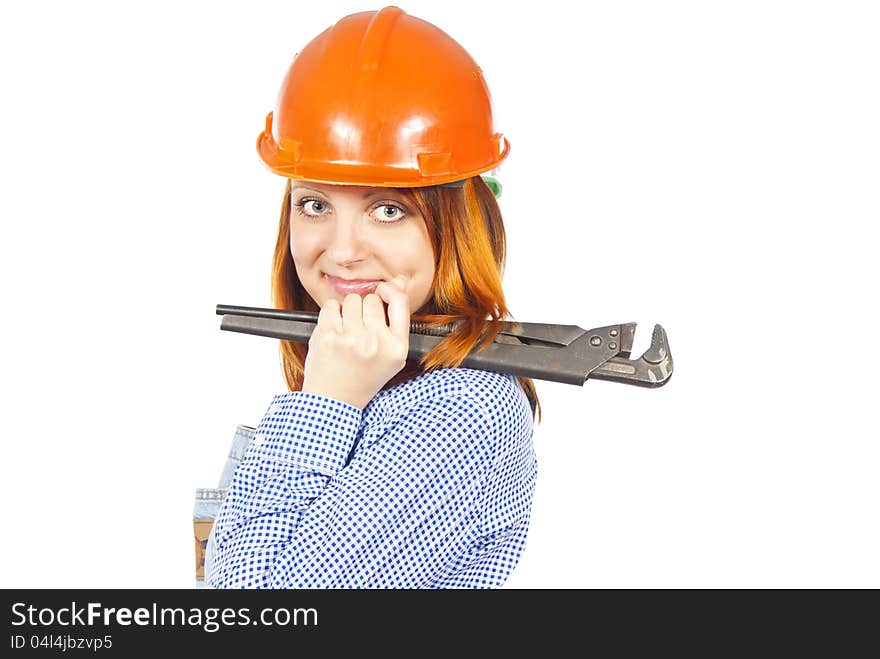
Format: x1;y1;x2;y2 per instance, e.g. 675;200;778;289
292;186;403;200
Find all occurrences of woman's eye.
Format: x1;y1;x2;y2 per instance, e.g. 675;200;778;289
373;204;405;222
302;199;326;215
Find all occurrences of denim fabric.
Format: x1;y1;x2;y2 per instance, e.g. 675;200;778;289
193;425;255;588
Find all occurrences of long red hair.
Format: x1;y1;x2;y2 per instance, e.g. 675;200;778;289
270;175;541;421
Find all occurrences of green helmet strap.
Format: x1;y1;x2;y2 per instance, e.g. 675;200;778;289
437;175;502;198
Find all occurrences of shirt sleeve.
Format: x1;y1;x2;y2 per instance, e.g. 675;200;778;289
206;389;498;588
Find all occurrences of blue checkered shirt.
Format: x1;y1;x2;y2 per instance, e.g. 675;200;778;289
206;368;537;588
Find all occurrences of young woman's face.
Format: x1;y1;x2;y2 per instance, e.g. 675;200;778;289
289;181;435;311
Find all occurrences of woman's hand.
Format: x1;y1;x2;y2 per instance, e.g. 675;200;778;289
301;276;411;410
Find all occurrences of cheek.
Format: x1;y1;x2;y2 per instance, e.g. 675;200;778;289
409;274;434;310
400;232;435;308
290;227;318;270
290;229;326;305
411;247;435;286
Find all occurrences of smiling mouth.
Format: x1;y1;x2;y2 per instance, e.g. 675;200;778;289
324;274;383;296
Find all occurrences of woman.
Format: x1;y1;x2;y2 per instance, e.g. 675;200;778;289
207;6;539;589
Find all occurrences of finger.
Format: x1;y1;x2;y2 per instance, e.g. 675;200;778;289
361;293;388;333
341;293;365;334
375;278;411;342
317;298;343;334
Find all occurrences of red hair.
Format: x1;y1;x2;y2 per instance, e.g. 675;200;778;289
270;175;540;421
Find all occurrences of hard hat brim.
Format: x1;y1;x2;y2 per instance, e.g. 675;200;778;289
257;129;509;190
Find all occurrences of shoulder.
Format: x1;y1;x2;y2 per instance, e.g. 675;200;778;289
377;367;526;410
368;368;534;445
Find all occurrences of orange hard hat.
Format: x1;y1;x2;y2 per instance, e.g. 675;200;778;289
256;6;509;189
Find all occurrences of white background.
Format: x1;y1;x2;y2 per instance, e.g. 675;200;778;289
1;1;877;588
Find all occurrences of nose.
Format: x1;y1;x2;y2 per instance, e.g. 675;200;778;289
325;214;369;266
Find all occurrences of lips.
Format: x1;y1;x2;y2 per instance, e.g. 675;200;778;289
324;274;382;296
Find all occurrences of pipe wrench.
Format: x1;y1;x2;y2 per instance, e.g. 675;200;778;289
215;304;673;388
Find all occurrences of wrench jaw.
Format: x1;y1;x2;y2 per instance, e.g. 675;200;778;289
643;324;670;366
616;322;636;358
588;323;674;388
